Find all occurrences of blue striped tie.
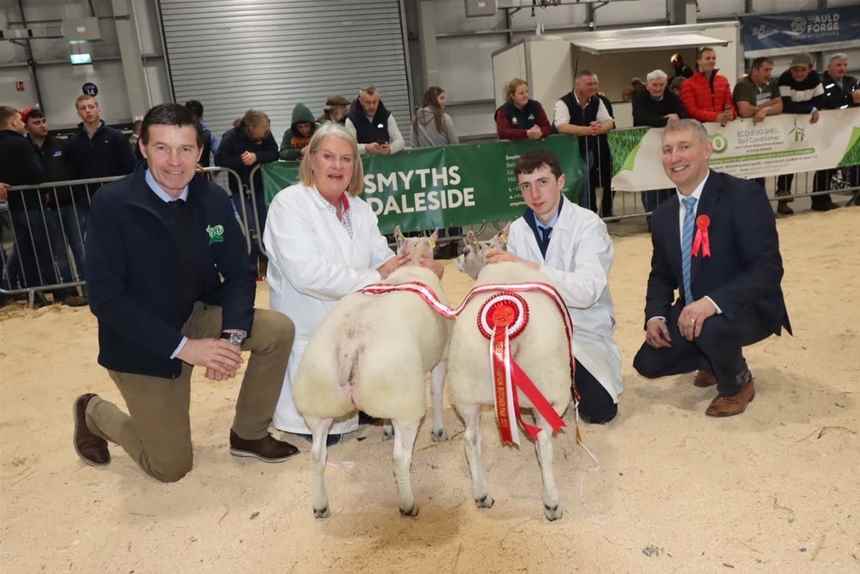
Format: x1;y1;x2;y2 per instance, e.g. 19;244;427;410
681;196;698;303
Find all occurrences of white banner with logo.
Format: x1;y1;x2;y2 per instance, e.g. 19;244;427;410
611;108;860;192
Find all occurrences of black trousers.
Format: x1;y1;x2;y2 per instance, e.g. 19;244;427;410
574;363;617;424
633;303;771;396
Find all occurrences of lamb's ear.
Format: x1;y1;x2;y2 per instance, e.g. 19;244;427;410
496;223;511;249
427;229;439;249
394;225;407;252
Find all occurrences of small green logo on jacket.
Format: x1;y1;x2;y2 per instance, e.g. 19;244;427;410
206;224;225;244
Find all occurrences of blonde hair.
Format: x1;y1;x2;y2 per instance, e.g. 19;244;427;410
505;78;528;102
299;122;365;197
75;95;97;109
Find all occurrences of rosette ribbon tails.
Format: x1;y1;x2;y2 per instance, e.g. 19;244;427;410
477;292;567;447
692;214;711;258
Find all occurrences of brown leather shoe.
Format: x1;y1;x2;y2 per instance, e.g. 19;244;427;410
73;393;110;465
706;379;755;417
229;430;299;463
693;370;718;388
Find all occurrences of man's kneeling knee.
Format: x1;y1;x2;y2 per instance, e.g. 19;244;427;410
148;457;193;483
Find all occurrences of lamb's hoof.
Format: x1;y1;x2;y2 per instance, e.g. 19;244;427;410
399;505;419;517
313;506;330;519
382;426;395;441
430;428;449;442
475;495;495;509
543;503;563;522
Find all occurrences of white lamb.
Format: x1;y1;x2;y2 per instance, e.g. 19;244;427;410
293;230;450;518
447;231;572;521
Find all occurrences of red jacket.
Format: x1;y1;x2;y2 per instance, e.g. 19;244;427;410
680;70;736;123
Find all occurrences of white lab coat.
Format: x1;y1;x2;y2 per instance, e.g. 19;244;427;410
507;196;623;401
263;183;395;434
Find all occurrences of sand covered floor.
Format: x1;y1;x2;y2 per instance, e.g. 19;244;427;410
1;208;858;573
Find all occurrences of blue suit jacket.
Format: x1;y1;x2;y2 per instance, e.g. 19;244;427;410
644;170;792;337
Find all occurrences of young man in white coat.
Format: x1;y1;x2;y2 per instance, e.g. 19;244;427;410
486;150;622;423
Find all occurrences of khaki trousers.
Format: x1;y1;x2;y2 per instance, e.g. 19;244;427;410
86;304;294;482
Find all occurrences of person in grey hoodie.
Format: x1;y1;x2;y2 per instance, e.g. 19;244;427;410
279;103;317;161
412;86;458;148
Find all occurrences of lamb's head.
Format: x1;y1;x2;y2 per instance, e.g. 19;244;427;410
394;225;439;264
456;226;509;279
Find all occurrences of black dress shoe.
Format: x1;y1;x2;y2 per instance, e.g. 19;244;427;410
229;430;299;462
73;394;110;466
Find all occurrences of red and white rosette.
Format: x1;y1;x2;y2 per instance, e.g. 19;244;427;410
477;292;566;447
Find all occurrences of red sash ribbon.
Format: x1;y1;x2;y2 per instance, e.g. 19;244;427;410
692;214;711;257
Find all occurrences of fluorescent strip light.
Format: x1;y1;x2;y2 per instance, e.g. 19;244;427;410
70;53;92;64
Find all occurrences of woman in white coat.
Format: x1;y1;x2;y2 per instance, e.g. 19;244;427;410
487;150;622;423
263;123;408;439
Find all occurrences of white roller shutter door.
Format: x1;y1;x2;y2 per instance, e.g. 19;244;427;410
158;0;412;144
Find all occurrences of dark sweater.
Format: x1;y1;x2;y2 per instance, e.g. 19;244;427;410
64;121;135;180
632;90;687;127
31;135;74;183
86;167;256;378
214;126;279;194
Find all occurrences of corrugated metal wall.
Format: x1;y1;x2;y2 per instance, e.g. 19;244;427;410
158;0;412;145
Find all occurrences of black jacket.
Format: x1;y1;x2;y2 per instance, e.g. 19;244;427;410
31;136;74;182
214;126;279;194
0;129;44;212
820;72;859;110
64;121;135;180
645;170;791;337
0;129;43;186
633;90;687;127
86;166;256;378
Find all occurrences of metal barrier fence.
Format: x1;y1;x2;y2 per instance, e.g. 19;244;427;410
1;167;247;306
3;158;855;307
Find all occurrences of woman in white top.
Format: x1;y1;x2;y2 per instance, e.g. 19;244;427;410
263;123;408;438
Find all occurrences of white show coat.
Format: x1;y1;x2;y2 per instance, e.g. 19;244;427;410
507;196;623;401
263;183;395;434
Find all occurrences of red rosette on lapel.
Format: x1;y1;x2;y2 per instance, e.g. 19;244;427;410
692;214;711;257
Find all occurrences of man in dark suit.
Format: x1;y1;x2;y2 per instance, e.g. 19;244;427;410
633;119;791;417
73;103;300;482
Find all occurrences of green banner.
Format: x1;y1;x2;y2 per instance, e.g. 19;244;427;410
262;135;584;234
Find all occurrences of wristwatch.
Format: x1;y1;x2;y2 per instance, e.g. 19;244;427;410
220;329;247;346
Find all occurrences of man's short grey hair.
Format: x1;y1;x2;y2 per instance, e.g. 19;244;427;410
663;118;709;143
829;52;848;63
646;69;668;82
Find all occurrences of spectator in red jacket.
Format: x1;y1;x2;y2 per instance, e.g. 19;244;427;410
680;47;736;126
494;78;552;140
